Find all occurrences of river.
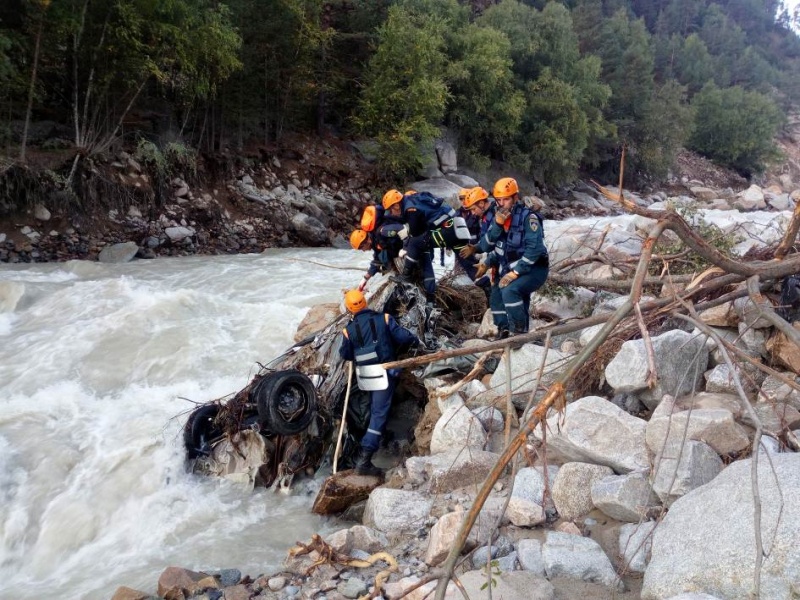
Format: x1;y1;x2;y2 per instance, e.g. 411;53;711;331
0;249;373;599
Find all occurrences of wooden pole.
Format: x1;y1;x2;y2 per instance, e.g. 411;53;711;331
332;362;353;474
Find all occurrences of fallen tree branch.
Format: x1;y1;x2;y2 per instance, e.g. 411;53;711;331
774;199;800;260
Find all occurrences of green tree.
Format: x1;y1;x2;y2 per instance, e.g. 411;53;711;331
688;84;783;175
41;0;241;166
354;0;454;176
478;0;612;181
636;79;693;179
519;69;591;182
446;24;524;166
676;34;714;95
733;46;777;90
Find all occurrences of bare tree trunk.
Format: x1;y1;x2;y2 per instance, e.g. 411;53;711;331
20;5;47;162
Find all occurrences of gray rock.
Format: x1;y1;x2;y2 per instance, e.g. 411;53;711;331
643;454;800;600
759;374;800;412
445;174;480;189
506;467;548;527
551;462;614;521
165;226;195;242
605;330;709;409
532;396;649;473
407;178;464;205
471;545;498;568
542;531;622;590
458;570;555;600
646;395;750;457
218;568;241;587
618;521;657;573
591;472;660;522
34;204;51;221
733;296;774;329
98;241;139;263
363;488;432;535
517;539;546;575
435;140;458;173
338;577;368;599
430;404;487;454
488;344;571;406
651;440;724;507
290;213;329;246
268;576;286;591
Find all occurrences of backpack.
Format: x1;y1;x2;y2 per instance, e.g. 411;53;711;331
408;191;444;210
779;275;800;322
360;205;385;232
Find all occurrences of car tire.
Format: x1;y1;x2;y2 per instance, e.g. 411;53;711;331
253;370;317;435
184;404;223;459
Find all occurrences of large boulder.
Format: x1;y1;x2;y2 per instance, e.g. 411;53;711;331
98;241;139;263
591;472;660;522
651;440;723;507
405;449;500;493
643;454;800;599
488;345;571;408
532;396;649;473
645;395;750;457
430;404;487;454
363;488;432;535
605;330;709;409
551;462;614;521
542;531;623;590
291;213;329;246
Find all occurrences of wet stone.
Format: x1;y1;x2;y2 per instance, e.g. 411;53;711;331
338;578;368;599
218;568;241;587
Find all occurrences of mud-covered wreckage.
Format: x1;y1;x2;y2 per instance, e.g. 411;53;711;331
183;277;486;491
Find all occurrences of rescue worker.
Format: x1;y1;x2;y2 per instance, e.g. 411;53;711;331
482;177;549;337
459;186;499;257
397;190;471;303
387;189;437;303
349;201;408;291
339;289;421;476
454;187;494;300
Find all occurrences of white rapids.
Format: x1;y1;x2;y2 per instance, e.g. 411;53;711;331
0;249;370;599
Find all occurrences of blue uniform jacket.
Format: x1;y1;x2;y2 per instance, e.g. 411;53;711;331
339;310;419;376
486;203;547;276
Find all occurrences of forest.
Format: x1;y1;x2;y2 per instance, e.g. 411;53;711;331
1;0;799;191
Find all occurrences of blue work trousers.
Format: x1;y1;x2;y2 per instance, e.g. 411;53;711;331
404;234;436;299
490;266;549;333
360;375;398;452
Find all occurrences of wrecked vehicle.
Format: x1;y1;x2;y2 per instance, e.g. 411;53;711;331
182;277;488;490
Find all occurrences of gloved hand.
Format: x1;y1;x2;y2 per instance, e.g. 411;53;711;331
459;244;477;259
475;262;489;279
397;224;410;240
358;275;370;291
495;208;511;226
398;249;408;259
499;271;518;288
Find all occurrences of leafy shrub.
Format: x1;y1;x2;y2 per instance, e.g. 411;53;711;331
688;84;783;176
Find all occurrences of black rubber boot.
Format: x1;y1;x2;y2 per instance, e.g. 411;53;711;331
354;447;383;477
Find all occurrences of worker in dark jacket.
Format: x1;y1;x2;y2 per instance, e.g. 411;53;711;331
339;289;420;475
482;177;549;337
349;206;407;291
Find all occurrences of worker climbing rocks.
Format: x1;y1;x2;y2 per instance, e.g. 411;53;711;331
339;289;420;476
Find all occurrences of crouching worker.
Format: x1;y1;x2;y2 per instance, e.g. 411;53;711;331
339;289;421;476
485;177;549;336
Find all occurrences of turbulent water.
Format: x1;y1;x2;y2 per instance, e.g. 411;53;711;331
0;249;372;599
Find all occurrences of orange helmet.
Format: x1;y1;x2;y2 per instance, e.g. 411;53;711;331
350;229;368;250
404;190;417;196
463;187;489;209
344;289;367;313
493;177;519;199
382;189;403;210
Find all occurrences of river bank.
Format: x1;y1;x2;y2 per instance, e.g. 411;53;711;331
0;128;769;266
